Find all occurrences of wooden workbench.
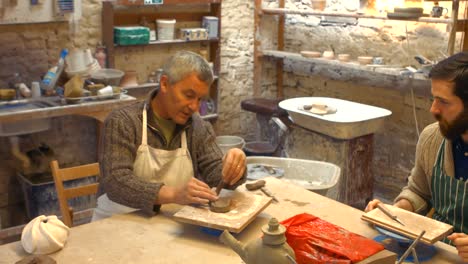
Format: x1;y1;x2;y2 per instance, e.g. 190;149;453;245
0;177;462;263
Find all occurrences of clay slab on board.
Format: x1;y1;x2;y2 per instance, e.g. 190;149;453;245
361;204;453;244
173;190;272;233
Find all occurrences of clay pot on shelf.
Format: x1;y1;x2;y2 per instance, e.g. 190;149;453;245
300;51;321;58
357;56;373;65
338;54;351;62
311;0;326;11
120;70;138;87
322;50;334;60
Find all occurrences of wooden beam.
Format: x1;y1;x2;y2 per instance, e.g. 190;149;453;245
447;0;460;55
262;8;453;24
102;1;115;68
462;5;468;51
277;0;285;99
117;0;221;5
253;0;262;96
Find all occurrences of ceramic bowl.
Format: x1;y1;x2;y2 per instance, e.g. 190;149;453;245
358;56;373;65
0;89;16;100
338;54;351;62
322;51;334;60
311;0;326;11
300;51;321;58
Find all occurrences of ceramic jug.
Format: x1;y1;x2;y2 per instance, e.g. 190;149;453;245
220;218;296;264
431;5;448;18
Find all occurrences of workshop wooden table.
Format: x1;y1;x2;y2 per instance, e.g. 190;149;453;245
0;177;462;263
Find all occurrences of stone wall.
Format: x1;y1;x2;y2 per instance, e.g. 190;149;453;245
239;0;460;201
0;0;102;228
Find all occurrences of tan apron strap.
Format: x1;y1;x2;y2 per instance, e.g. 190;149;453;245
181;131;187;149
141;104;148;146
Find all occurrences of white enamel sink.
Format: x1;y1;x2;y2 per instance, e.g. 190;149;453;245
279;97;392;139
0;98;61;136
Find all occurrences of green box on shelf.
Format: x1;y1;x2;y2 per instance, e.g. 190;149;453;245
114;26;150;46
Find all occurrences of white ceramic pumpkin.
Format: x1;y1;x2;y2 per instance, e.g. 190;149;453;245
21;215;70;254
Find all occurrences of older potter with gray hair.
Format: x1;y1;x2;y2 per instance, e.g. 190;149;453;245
92;51;246;220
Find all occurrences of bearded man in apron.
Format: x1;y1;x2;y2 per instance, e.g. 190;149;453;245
365;52;468;261
92;51;246;221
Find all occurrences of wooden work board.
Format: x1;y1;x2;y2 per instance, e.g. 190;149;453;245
173;189;272;233
361;204;453;244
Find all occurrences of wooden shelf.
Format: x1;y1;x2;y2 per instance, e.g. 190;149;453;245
114;38;219;47
115;0;221;5
102;0;222;121
261;50;430;95
262;8;456;24
254;0;467;97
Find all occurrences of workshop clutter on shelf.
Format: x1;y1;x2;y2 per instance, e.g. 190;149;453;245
64;48;101;79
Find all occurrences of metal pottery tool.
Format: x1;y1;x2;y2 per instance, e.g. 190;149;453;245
215;179;225;195
210;180;230;213
397;230;425;264
245;180;279;202
377;203;405;226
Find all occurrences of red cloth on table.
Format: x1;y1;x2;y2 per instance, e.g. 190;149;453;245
281;213;384;264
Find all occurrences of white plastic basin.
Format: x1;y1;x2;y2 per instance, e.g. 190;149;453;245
279;97;392;139
246;156;340;196
0;98;59;136
216;135;245;154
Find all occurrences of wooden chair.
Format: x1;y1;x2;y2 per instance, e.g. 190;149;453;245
50;160;100;227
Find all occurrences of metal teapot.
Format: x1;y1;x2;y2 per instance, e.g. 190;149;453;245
219;218;296;264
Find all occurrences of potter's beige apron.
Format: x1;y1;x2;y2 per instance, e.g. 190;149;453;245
92;105;193;221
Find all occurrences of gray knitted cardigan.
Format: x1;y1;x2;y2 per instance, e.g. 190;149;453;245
394;122;455;213
98;89;245;215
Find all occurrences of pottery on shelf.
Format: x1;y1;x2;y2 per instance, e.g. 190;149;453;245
120;70;138;87
311;0;326;11
358;56;373;65
300;51;321;58
338;53;351;62
322;50;335;60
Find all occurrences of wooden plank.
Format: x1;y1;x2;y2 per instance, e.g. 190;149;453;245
262;50;432;97
262;8;453;24
64;184;99;199
173;190;272;233
117;0;221;5
253;0;263;96
447;0;460;55
60;163;99;181
361;204;453;244
342;134;373;210
357;250;396;264
113;13;208;25
276;0;285;99
102;1;115;68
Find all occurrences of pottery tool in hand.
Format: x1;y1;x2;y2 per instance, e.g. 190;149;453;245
246;180;279;202
215;179;225;195
377;203;405;226
210;180;231;213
